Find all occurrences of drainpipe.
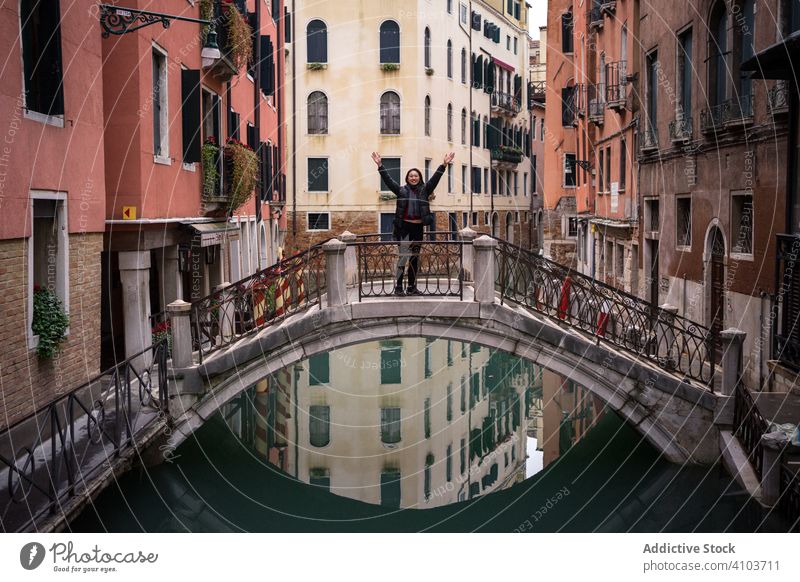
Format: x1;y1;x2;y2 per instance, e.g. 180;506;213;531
254;0;262;270
759;290;766;390
291;0;297;243
276;0;284;252
682;273;686;317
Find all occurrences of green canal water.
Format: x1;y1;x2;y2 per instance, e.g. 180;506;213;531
70;339;791;533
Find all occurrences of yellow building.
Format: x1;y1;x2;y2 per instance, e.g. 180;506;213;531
285;0;536;250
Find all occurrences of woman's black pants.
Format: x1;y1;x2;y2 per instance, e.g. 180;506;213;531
395;221;424;290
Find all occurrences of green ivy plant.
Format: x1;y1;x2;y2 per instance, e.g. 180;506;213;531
425;67;435;76
223;138;259;213
202;138;220;199
307;62;327;70
381;63;400;72
32;287;69;359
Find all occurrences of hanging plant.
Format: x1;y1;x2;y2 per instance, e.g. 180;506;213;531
32;286;69;359
199;0;214;43
202;137;220;199
224;138;259;213
224;4;253;71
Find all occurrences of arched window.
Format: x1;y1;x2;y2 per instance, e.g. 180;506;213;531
424;95;431;136
447;103;453;142
708;2;727;107
447;39;453;78
424;27;432;68
307;91;328;134
461;108;467;144
307;19;328;63
461;48;467;84
380;20;400;64
380;91;401;134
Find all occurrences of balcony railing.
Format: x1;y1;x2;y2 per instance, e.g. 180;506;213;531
668;116;693;142
700;102;725;133
491;146;524;165
768;82;790;115
639;126;658;152
574;83;587;118
491;91;521;115
600;0;617;14
775;233;800;371
589;5;603;28
722;93;754;126
529;80;546;105
588;84;604;123
605;61;627;108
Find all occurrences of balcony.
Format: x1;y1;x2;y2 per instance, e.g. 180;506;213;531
639;127;658;153
589;6;603;29
491;91;521;116
600;0;617;14
201;1;247;82
668;116;693;143
605;61;627;110
700;102;725;134
491;145;523;167
588;84;604;124
769;82;790;116
529;81;546;105
722;93;754;127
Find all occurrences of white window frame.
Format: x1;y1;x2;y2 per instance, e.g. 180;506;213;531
460;2;468;24
152;43;170;165
307;211;331;232
28;191;69;349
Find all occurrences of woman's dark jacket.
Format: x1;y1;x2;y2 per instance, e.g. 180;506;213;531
377;164;446;229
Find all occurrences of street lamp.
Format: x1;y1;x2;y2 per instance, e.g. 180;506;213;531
97;4;218;58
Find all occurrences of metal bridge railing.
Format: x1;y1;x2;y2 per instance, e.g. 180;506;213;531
0;340;169;532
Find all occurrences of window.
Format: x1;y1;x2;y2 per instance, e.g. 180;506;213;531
461;108;467;144
605;146;611;193
152;47;168;159
447;0;453;13
460;3;468;24
424;339;432;377
709;3;727;108
619;139;626;190
506;35;511;50
20;0;64;118
461;165;467;194
380;91;401;134
379;157;401;191
379;20;400;63
447;39;453;78
309;405;330;447
424;27;431;69
446;384;453;421
424;398;431;438
307;91;328;134
561;10;573;53
731;191;753;255
424;95;431;136
564;153;576;187
646;51;659;130
307;158;328;191
306;19;327;63
29;195;68;340
616;244;624;279
424;455;433;499
380;470;401;507
307;212;330;231
381;341;402;384
568;217;578;237
309;352;329;385
736;0;755;100
447;103;453;142
677;28;692;118
484;212;490;226
380;212;395;241
381;407;401;443
523;173;528;197
461;48;467;84
227;108;240;140
446;444;452;481
514;37;518;54
448;163;454;192
425;159;432;181
561;85;576;126
484;168;489;195
460;438;466;473
472;212;478;226
513;172;518;196
676;196;692;248
471;166;481;194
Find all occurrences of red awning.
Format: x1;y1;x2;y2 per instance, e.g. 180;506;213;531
492;57;515;72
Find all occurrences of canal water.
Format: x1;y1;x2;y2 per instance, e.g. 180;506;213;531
70;338;791;532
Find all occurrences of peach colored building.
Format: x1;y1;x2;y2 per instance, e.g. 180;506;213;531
0;0;106;427
100;0;287;366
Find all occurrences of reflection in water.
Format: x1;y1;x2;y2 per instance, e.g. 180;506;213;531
222;339;568;508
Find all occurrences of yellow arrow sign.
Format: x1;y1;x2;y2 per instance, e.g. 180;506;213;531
122;206;137;220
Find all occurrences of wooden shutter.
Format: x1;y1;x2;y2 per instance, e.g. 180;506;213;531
260;36;275;95
284;7;291;42
181;69;201;163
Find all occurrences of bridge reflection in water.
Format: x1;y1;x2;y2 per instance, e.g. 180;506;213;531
220;339;602;509
69;338;791;533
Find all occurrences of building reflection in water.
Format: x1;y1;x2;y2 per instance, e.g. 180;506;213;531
220;339;605;509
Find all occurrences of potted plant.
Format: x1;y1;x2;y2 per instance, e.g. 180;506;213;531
381;63;400;72
425;67;434;76
307;62;327;70
32;285;69;359
202;137;221;200
223;137;259;213
224;3;253;71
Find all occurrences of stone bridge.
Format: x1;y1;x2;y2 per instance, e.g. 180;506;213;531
164;232;747;465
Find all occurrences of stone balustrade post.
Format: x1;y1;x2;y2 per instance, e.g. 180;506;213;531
719;328;747;396
473;235;497;304
760;431;790;506
166;300;193;369
338;230;358;287
458;227;478;283
215;283;234;343
324;239;348;307
658;303;679;369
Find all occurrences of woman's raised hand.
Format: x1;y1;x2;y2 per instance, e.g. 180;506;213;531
443;152;455;165
371;152;382;167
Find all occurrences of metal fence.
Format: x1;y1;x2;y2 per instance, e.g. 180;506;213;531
732;382;768;478
0;340;168;532
492;237;716;386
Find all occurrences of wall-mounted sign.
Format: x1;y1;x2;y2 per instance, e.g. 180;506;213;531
122;206;137;220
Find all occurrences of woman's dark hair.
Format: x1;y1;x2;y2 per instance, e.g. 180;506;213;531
405;168;424;185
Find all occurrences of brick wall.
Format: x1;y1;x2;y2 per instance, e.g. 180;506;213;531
0;233;103;429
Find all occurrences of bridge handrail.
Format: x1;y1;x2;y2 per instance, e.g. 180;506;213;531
0;340;168;532
490;236;716;386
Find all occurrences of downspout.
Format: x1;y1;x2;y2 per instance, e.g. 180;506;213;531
276;0;284;252
291;0;297;242
254;0;262;270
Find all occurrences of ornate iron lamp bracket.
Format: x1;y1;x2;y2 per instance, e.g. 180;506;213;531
574;160;592;171
98;4;210;38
